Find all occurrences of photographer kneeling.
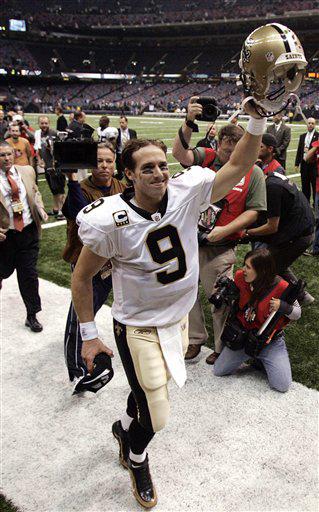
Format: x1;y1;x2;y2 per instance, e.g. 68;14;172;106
213;248;301;393
62;142;126;394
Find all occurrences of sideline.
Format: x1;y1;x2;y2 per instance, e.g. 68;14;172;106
1;274;317;512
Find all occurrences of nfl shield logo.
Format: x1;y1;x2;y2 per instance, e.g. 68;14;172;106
265;51;275;62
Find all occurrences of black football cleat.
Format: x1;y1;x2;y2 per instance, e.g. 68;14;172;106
127;455;158;508
112;420;130;469
25;315;43;332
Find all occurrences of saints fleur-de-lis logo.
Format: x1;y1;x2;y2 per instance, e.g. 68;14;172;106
242;46;251;64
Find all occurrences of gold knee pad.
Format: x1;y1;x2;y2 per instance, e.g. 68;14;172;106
126;326;170;432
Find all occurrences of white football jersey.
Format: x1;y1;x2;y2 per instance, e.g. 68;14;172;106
77;166;215;327
97;126;118;142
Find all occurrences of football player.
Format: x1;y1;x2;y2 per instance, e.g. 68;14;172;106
71;99;266;508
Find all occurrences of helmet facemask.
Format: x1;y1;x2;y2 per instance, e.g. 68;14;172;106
239;24;307;117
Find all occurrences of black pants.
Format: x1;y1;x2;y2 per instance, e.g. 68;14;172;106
45;168;66;196
64;269;112;380
269;232;314;299
300;162;317;206
0;222;41;315
114;320;155;455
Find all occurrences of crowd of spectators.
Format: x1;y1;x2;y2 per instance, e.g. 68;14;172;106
2;80;318;118
0;41;38;71
1;0;317;29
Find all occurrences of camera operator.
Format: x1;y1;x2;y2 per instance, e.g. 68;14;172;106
196;123;218;150
245;169;315;305
34;115;66;220
172;97;266;365
213;249;301;393
62;142;126;393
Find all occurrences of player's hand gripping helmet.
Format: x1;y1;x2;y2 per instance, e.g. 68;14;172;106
239;23;307;117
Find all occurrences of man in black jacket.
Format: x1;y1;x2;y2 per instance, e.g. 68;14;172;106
295;118;319;207
55;106;68;132
266;113;291;169
116;116;137;179
196;123;218;150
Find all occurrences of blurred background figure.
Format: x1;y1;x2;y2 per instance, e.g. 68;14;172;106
295;118;319;207
196;123;218;150
266;113;291;170
116;116;137;179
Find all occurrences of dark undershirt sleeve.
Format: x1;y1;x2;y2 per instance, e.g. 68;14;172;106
266;184;283;219
62;181;89;219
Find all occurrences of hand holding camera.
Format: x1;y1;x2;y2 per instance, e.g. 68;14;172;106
188;96;220;123
209;276;239;309
187;96;203;122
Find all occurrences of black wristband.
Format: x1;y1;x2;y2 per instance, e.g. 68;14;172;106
178;126;190;150
185;118;199;132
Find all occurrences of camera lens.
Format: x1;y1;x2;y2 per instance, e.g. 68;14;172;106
209;292;223;309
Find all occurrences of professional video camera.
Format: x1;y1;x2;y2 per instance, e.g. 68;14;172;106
51;130;97;172
196;97;220;122
209;276;239;309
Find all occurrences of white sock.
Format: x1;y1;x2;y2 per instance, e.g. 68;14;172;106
121;412;133;431
129;450;146;465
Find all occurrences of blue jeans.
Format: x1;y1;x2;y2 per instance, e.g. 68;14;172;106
313;192;319;254
214;335;292;392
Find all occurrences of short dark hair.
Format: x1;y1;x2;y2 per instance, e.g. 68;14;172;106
74;111;84;121
55;106;63;114
244;248;277;304
218;124;243;144
262;133;277;150
120;115;128;122
122;139;167;172
99;115;110;128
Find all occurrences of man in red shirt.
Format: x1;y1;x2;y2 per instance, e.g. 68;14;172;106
172;97;266;364
305;140;319;256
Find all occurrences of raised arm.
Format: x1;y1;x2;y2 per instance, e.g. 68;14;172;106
172;97;202;166
211;105;266;203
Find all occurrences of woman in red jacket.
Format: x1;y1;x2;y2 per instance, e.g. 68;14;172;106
214;248;301;392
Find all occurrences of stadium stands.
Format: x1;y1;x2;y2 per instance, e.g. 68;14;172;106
0;0;318;116
1;0;318;28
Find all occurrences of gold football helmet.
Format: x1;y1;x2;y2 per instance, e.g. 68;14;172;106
239;23;307;116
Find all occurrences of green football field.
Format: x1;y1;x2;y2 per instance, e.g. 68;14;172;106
24;113;319;392
1;114;318;512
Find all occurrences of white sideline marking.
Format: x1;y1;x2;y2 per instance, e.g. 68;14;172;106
42;220;66;229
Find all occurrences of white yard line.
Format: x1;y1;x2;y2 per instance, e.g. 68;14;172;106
42;220;67;229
